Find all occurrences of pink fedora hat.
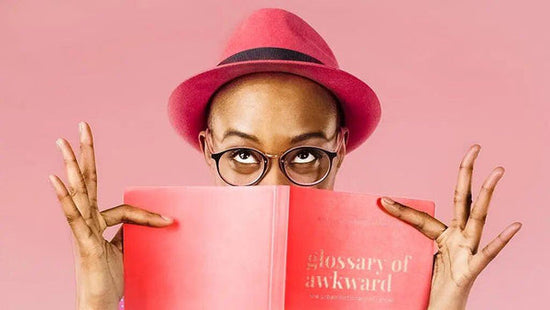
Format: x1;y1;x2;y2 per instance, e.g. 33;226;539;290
168;7;381;153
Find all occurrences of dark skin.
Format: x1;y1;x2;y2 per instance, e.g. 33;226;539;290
49;72;521;309
198;72;348;188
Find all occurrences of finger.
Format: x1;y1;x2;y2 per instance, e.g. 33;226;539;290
78;122;98;208
77;122;107;232
463;166;505;251
380;197;447;240
100;204;174;227
56;137;98;233
452;144;480;229
110;226;124;252
48;174;96;248
469;222;522;276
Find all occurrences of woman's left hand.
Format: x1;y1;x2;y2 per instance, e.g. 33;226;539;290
379;144;522;310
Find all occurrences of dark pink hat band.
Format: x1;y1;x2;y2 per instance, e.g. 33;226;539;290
218;47;324;66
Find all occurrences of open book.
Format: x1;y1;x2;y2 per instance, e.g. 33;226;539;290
123;185;436;309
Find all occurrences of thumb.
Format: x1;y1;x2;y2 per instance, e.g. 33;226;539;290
100;204;174;227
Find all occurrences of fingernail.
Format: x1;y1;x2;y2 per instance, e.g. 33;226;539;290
161;215;173;222
381;197;395;205
56;138;62;148
79;122;83;133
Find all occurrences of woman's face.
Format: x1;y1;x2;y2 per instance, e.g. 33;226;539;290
198;72;348;190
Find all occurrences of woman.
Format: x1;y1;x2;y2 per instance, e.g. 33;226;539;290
48;8;521;310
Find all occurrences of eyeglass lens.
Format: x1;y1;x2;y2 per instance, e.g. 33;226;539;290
217;147;332;186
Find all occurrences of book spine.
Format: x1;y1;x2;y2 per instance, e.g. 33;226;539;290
269;186;290;310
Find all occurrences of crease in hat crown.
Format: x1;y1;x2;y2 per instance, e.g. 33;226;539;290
219;8;339;68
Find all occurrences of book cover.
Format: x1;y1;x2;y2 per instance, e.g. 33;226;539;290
123;185;435;309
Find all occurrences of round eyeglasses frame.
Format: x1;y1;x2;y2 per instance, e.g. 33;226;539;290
205;127;347;186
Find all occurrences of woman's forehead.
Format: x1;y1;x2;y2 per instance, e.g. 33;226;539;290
209;109;338;150
207;72;340;148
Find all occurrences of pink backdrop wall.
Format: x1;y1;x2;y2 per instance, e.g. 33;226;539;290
1;1;548;309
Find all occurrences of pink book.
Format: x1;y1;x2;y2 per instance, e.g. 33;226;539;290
122;185;436;309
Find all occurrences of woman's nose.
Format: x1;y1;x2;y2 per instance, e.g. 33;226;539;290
258;162;292;185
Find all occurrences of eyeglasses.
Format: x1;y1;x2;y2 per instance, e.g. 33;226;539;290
205;127;346;186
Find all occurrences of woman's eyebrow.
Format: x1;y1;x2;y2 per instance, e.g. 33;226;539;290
222;129;260;143
290;131;329;144
221;129;329;144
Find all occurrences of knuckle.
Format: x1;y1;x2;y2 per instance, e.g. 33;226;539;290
59;192;73;204
65;213;79;225
453;190;472;204
82;169;98;183
146;210;161;218
66;184;86;197
453;195;464;204
117;204;160;226
77;186;87;195
120;212;130;223
393;210;404;219
481;246;495;259
470;212;487;224
66;185;77;197
120;206;137;222
391;202;404;211
88;171;98;183
481;184;495;195
142;212;158;226
63;156;78;166
414;214;428;230
120;204;133;212
82;139;94;148
459;162;473;172
451;218;466;230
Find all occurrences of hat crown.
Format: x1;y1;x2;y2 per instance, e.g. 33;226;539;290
219;8;339;68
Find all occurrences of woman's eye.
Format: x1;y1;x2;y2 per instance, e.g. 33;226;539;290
291;150;317;164
231;150;259;164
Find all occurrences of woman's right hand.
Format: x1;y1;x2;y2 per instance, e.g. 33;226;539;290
48;121;174;310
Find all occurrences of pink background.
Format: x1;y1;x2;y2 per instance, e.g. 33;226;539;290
1;1;548;309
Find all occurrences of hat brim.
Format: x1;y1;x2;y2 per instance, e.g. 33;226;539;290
168;59;381;153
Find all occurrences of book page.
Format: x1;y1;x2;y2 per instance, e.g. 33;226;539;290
285;186;435;310
123;186;288;309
